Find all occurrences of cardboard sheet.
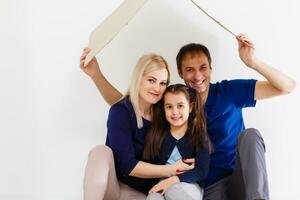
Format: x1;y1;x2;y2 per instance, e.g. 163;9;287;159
84;0;148;66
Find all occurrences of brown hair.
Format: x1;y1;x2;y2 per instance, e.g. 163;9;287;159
142;84;212;160
176;43;212;74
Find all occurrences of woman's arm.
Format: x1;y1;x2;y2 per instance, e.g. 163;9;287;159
107;104;194;179
80;48;123;105
130;159;194;178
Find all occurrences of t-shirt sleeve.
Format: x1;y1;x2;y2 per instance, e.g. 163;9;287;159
106;104;139;176
223;79;257;108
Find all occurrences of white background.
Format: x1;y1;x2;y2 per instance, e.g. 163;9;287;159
0;0;299;199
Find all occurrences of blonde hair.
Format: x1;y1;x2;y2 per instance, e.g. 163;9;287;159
127;54;170;128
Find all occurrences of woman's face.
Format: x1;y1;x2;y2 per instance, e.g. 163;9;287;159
139;68;169;105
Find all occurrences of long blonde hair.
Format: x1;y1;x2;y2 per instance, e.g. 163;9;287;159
127;54;170;128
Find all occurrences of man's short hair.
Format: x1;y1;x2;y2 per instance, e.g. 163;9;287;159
176;43;212;73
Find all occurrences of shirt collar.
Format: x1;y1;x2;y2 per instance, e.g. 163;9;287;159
205;83;216;107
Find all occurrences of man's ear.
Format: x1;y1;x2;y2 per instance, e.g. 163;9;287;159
178;70;183;79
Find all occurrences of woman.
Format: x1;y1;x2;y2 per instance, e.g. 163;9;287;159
80;49;195;200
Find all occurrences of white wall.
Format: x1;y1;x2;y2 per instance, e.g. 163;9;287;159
0;0;299;199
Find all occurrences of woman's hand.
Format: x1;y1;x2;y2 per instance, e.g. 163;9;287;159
170;158;195;175
80;48;102;80
149;176;180;195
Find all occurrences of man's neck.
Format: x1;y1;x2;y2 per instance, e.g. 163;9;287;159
200;84;210;104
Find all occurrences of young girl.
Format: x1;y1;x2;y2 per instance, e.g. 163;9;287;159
143;84;212;200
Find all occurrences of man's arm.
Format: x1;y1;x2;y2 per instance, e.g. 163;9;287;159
80;48;123;105
236;34;296;100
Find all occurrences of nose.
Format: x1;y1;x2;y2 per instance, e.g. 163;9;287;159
193;70;203;80
172;108;179;115
153;83;160;92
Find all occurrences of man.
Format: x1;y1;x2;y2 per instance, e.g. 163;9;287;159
80;34;296;200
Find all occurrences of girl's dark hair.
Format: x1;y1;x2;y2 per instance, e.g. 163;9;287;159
143;84;212;160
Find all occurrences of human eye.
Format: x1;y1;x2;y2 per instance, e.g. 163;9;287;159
178;104;185;109
201;65;208;70
148;78;155;84
160;82;167;86
165;105;172;110
185;68;193;72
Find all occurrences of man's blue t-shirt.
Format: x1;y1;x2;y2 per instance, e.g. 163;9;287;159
204;79;257;187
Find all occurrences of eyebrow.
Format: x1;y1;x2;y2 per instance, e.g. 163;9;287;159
185;63;207;69
146;76;167;82
146;76;157;80
164;102;186;106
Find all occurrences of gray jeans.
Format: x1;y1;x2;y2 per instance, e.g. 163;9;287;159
203;128;270;200
146;182;203;200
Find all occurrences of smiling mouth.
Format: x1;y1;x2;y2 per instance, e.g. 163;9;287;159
190;79;206;88
149;92;159;97
171;116;182;120
192;79;205;85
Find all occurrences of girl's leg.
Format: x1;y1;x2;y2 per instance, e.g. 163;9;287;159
164;183;203;200
119;183;147;200
146;192;165;200
83;145;120;200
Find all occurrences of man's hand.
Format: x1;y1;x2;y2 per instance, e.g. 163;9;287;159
149;176;180;195
237;33;258;69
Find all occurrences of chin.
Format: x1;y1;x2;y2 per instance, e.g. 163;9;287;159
171;121;184;127
197;87;208;93
194;85;208;93
147;97;160;104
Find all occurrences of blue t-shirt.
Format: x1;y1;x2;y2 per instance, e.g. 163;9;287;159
166;146;182;165
105;97;158;194
204;79;257;187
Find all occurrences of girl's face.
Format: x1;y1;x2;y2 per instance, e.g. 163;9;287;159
139;68;168;105
164;92;192;128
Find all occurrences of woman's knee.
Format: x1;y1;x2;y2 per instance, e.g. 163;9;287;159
88;145;113;160
85;146;114;186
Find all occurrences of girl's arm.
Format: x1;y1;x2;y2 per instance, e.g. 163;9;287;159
176;148;210;183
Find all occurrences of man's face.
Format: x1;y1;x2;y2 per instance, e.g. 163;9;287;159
179;52;212;96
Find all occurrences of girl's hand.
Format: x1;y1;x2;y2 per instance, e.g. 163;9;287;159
149;176;180;195
80;48;102;80
171;158;195;175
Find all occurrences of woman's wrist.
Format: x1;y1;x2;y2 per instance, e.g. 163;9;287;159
91;71;103;82
165;164;176;177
